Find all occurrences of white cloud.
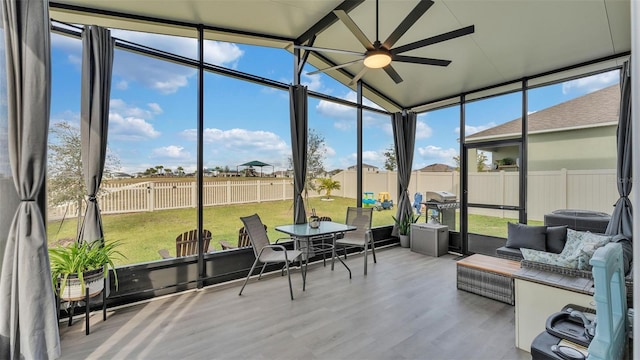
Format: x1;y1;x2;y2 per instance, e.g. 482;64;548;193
108;99;162;141
110;99;160;120
109;113;161;141
148;103;163;115
111;30;244;66
417;145;458;166
108;30;244;94
362;150;384;165
301;73;324;93
454;123;497;136
50;110;80;126
68;54;81;66
562;70;618;94
180;128;290;166
316;91;388;132
115;80;128;90
415;120;433;139
151;145;190;159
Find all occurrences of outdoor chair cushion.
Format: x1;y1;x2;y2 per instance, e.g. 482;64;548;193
522;229;612;271
521;248;580;269
505;222;547;251
496;246;523;260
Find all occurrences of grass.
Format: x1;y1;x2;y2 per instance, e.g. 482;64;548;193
47;196;541;266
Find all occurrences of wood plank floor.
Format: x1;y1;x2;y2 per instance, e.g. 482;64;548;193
59;247;530;359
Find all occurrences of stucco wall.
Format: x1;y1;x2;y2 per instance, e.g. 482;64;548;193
483;125;616;171
528;125;616;171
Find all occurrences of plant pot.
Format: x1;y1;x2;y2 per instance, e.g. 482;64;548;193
58;267;105;301
399;234;410;248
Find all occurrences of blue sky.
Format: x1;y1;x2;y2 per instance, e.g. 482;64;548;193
49;29;619;175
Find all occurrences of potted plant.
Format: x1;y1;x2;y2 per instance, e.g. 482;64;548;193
392;213;420;248
49;240;124;301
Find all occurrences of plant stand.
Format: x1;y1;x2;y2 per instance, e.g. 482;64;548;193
56;278;107;335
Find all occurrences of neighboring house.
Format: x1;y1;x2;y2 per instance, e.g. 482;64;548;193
106;171;133;179
466;85;619;171
419;163;455;172
347;163;379;172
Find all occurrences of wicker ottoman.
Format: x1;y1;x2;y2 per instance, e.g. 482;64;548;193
457;254;521;305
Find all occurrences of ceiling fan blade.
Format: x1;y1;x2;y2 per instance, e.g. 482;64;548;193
393;55;451;66
307;58;364;75
382;0;434;49
348;67;369;86
383;64;403;84
391;25;475;55
333;10;375;51
294;45;364;56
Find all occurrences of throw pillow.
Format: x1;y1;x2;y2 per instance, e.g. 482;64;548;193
505;222;547;251
578;232;612;270
546;225;568;254
559;229;587;257
521;248;579;269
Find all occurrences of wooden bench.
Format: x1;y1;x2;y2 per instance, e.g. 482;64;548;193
456;254;521;305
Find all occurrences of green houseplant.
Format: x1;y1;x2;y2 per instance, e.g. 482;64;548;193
392;213;420;248
49;240;124;301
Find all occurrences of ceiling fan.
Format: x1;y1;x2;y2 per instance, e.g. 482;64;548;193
298;0;475;85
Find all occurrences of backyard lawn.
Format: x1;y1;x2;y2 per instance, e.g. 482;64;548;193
47;196;539;266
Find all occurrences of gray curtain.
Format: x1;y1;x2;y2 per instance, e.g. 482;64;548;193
605;60;633;240
392;111;417;235
77;25;114;243
289;85;308;224
0;0;60;358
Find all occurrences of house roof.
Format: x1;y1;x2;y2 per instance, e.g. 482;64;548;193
50;1;630;112
348;163;378;169
419;163;455;172
466;84;620;141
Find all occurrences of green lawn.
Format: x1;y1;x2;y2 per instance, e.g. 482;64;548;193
47;197;540;266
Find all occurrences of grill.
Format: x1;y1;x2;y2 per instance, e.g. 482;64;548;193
422;191;459;230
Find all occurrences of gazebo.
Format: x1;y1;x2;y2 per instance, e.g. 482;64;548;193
237;160;273;177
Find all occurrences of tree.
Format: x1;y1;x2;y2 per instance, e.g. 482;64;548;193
155;165;164;176
317;178;341;199
453;152;489;172
288;128;327;192
176;166;184;176
383;145;397;171
48;121;120;233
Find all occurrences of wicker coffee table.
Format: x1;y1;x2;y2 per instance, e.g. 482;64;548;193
456;254;521;305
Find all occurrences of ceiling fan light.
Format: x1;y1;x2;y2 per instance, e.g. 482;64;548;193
363;51;392;69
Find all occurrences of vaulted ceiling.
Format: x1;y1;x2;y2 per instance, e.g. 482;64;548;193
50;0;630;112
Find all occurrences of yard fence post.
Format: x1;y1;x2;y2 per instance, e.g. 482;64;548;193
148;182;155;212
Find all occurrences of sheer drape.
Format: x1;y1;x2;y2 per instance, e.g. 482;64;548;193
0;0;60;358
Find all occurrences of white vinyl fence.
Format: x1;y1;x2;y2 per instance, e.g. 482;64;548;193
48;179;295;221
48;169;621;222
331;169;621;221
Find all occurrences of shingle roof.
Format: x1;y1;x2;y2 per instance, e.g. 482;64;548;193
419;163;455;172
466;85;620;140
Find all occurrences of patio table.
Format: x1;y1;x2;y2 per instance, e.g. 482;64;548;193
275;221;357;285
